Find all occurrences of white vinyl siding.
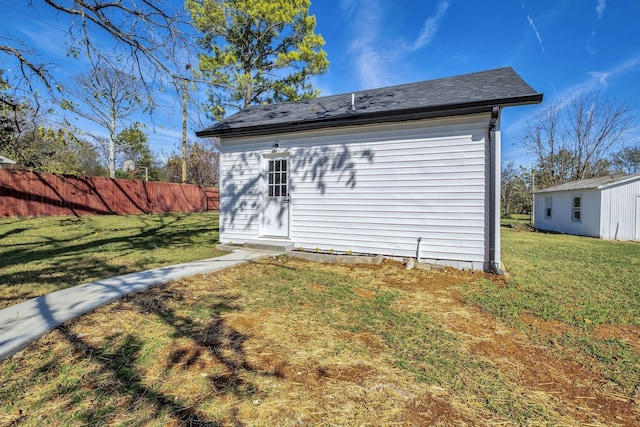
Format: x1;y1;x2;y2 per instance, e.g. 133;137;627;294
219;114;491;269
218;148;263;242
600;179;640;240
293;116;488;268
534;189;600;237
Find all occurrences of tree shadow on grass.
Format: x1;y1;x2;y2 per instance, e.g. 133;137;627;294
0;214;222;308
0;258;136;309
20;284;280;425
0;214;218;270
59;325;223;426
131;285;282;387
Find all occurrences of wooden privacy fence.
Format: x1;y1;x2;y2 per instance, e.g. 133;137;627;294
0;169;219;218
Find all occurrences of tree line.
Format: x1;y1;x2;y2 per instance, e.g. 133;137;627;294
0;85;221;186
1;0;328;186
1;2;636;199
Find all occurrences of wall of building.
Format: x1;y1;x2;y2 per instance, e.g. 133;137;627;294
219;113;492;270
534;189;601;237
600;179;640;240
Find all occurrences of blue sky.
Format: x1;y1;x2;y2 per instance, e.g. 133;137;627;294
2;0;639;166
310;0;640;164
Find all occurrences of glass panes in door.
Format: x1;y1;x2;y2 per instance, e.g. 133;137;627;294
268;158;287;197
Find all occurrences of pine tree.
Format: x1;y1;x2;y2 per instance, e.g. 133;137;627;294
186;0;329;119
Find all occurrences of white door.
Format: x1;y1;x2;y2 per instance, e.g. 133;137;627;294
262;156;290;237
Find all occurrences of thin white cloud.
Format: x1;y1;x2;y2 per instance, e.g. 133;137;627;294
585;31;597;56
506;55;640;137
596;0;606;20
587;56;640;90
346;0;450;88
412;1;450;50
526;14;545;55
340;0;358;15
346;0;392;88
351;46;389;89
16;26;72;73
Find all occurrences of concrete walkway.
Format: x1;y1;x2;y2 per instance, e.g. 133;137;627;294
0;248;280;361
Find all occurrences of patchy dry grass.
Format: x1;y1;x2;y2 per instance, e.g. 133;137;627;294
2;255;638;426
0;212;225;309
467;226;640;396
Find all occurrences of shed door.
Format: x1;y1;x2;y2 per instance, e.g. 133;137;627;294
262;156;290;237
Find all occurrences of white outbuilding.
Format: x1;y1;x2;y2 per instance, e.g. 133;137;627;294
534;174;640;241
0;155;15;169
197;67;542;272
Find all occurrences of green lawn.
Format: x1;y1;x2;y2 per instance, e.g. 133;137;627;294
500;213;532;226
477;226;639;327
466;225;640;393
1;221;638;425
0;212;225;309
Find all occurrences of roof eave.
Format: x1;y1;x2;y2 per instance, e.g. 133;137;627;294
196;93;543;139
534;187;594;194
0;155;15;164
597;175;640;189
535;174;640;193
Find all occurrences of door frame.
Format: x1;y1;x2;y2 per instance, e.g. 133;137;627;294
260;151;291;238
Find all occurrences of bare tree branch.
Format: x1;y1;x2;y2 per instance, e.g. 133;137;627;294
0;45;53;91
62;65;143;178
1;1;196;96
42;0;189;77
521;92;636;187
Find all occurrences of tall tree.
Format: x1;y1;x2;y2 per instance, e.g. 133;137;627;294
186;0;329;118
1;87;107;176
522;101;564;185
181;74;189;183
61;66;142;178
501;162;534;216
565;92;632;180
165;138;219;187
114;124;159;180
501;162;518;216
74;139;107;177
0;94;65;172
522;92;635;187
610;146;640;174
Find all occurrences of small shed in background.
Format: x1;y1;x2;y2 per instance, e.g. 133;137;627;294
534;174;640;241
0;156;15;169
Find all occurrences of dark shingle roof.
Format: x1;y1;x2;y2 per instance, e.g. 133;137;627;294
535;174;640;193
196;67;543;138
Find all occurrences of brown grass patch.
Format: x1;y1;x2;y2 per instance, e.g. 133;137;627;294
594;324;640;354
1;256;638;426
519;312;577;336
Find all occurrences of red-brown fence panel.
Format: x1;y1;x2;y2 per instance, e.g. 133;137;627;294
205;188;220;210
0;169;219;218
